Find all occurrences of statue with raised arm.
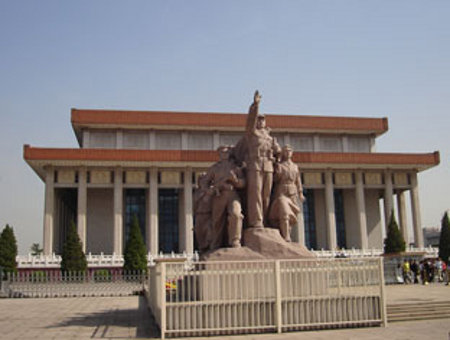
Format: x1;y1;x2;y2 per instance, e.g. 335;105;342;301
233;91;281;228
268;145;305;241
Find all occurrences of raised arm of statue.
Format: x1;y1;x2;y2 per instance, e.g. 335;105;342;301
246;90;261;133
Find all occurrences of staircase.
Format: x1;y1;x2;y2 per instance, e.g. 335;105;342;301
387;301;450;322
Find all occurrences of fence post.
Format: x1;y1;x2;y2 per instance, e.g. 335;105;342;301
160;262;166;340
379;257;388;327
274;260;282;333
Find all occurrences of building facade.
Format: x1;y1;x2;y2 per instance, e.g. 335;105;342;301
24;109;440;255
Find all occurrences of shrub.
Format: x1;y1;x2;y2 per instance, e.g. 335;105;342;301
0;224;18;276
123;214;147;272
93;269;112;282
438;211;450;265
61;221;87;273
384;211;406;254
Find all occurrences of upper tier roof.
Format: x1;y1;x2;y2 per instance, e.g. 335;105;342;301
71;109;389;142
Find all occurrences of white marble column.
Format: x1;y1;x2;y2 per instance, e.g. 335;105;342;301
43;167;55;255
397;190;409;245
148;168;159;255
410;173;424;248
113;168;123;254
383;171;393;231
180;168;194;253
293;203;305;246
77;168;87;253
324;172;337;250
213;132;220;150
355;172;369;249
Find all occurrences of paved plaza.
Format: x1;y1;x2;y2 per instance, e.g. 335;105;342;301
0;284;449;340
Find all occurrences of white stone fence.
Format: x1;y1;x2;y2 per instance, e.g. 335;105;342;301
146;257;386;338
15;246;438;269
313;246;439;258
16;251;200;269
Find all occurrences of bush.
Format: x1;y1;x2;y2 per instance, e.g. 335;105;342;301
123;214;147;272
384;211;406;254
31;270;48;282
61;221;87;273
438;211;450;265
93;269;112;282
0;224;18;276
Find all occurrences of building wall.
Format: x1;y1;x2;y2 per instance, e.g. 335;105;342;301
365;190;383;248
85;129;372;153
87;188;114;254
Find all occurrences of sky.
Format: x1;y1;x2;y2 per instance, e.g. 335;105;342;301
0;1;448;254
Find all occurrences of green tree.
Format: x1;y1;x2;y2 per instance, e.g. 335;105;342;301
61;221;87;273
30;243;43;256
438;211;450;264
0;224;18;275
384;211;406;254
123;214;147;272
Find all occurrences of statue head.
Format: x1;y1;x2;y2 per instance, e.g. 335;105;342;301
217;145;231;161
256;114;266;129
281;144;293;161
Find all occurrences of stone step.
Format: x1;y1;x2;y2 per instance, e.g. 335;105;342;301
387;301;450;322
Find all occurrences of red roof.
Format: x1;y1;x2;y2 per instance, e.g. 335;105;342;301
71;109;388;134
24;145;439;170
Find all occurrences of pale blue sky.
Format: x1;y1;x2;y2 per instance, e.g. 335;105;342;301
0;1;448;254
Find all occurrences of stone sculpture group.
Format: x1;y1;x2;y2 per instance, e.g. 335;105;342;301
194;91;313;259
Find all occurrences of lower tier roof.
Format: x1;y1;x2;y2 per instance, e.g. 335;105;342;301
24;145;440;180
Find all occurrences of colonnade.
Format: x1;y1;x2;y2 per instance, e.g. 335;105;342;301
42;167;425;255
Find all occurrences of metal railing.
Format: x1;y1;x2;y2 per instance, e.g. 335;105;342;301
3;270;146;298
146;257;386;338
313;246;438;258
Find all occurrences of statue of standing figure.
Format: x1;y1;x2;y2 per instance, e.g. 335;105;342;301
194;91;306;252
268;144;305;241
201;145;245;250
232;91;281;228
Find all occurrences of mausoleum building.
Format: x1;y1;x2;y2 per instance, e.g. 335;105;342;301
24;109;439;255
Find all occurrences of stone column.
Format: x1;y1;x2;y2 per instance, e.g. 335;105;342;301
313;134;320;151
342;135;349;152
293;203;305;246
324;171;337;250
181;132;188;150
180;168;194;254
77;168;87;253
113;168;123;255
116;130;123;149
82;130;90;148
410;173;424;248
383;171;393;231
213;132;220;150
397;190;409;245
43;167;55;255
355;172;369;249
148;167;159;255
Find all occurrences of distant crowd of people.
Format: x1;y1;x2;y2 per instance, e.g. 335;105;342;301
400;258;449;285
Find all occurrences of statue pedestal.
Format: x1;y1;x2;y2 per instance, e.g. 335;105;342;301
243;227;316;259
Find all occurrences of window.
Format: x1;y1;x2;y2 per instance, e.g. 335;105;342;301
155;132;181;150
334;189;346;249
290;134;313;151
188;132;213;150
124;189;146;246
303;189;317;249
90;131;116;148
123;131;149;149
158;189;179;253
347;136;370;152
320;136;342;152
